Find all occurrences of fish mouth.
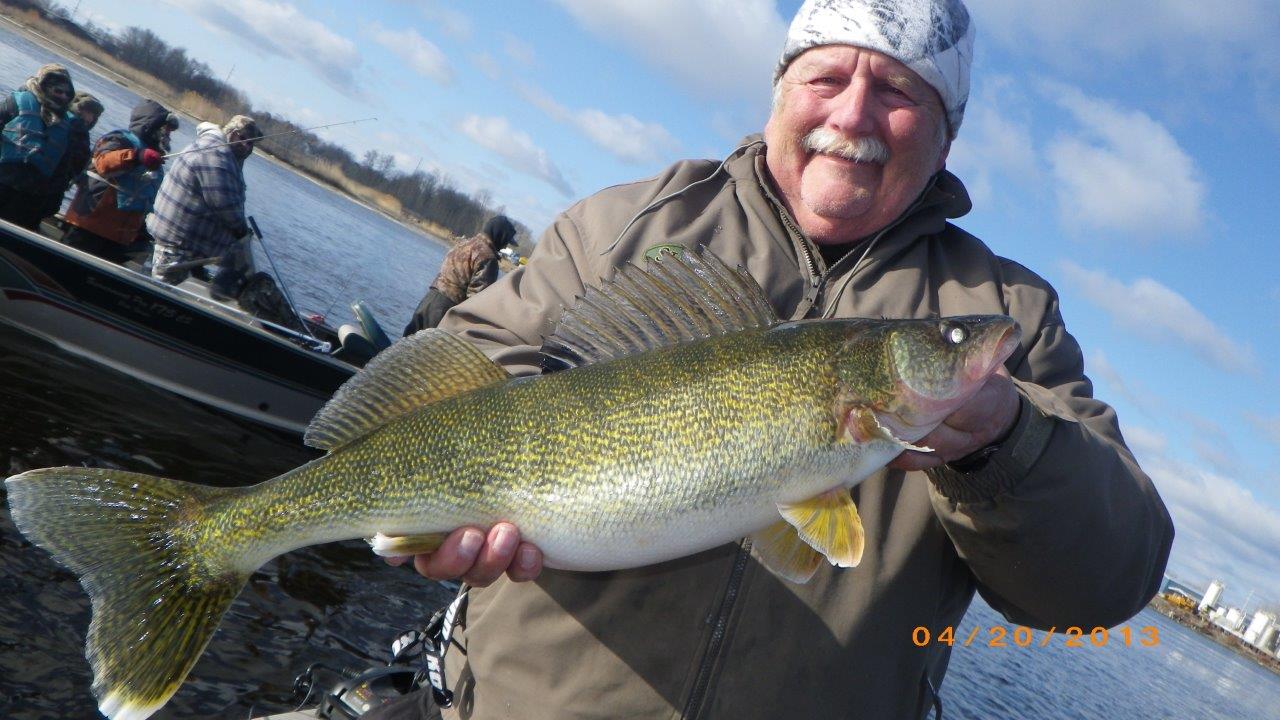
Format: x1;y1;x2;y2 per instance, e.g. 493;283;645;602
972;321;1021;382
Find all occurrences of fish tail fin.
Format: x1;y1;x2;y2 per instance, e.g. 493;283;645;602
5;467;251;720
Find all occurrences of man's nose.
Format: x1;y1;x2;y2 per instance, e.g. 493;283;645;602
826;79;877;137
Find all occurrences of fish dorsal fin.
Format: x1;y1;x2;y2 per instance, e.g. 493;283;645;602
541;246;778;371
305;329;509;451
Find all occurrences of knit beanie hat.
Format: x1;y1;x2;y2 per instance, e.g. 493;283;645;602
482;214;517;248
775;0;975;138
70;92;104;117
223;115;262;140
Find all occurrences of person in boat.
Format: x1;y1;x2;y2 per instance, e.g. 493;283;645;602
370;1;1175;719
147;115;260;295
62;99;177;262
33;92;102;225
0;64;75;230
401;214;518;337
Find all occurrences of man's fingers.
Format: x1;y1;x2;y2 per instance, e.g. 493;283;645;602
394;523;544;585
508;542;544;582
461;523;521;586
413;527;484;580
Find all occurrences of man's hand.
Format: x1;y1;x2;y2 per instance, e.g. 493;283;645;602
888;368;1020;471
383;522;544;586
139;148;163;170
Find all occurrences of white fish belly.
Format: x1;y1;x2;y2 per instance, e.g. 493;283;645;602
530;499;782;571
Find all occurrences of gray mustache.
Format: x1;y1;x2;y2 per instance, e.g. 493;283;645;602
802;128;890;164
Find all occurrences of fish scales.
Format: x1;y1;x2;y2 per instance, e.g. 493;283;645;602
5;248;1020;719
221;323;879;573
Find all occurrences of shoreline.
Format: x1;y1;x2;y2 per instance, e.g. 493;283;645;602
0;10;458;251
1149;595;1280;676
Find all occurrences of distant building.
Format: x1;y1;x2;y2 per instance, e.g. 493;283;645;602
1219;607;1246;633
1258;625;1279;655
1199;580;1225;613
1244;611;1276;650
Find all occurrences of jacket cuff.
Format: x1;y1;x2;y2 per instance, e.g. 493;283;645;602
926;392;1055;503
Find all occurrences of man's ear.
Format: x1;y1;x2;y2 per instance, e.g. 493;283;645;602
935;137;952;172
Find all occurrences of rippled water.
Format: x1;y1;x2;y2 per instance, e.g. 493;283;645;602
0;24;453;720
942;599;1280;719
2;20;1279;720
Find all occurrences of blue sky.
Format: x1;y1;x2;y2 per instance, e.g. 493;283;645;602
73;0;1280;612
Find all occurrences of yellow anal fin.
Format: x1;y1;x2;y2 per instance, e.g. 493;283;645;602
368;532;448;557
777;488;865;568
751;520;822;584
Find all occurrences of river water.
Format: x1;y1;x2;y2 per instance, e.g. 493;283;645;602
1;23;1278;720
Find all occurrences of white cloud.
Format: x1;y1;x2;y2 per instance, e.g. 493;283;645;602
1086;350;1164;419
1060;262;1258;375
551;0;786;102
575;110;680;164
1246;413;1280;447
1134;438;1280;608
968;0;1280;74
415;0;472;41
503;33;536;67
458;115;574;198
946;76;1039;207
1121;424;1167;458
1043;84;1205;238
368;23;452;85
77;7;123;34
518;84;679;165
471;52;502;81
239;85;327;128
164;0;361;96
1183;414;1244;478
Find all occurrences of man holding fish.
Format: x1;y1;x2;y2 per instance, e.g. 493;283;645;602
380;0;1175;718
5;1;1173;719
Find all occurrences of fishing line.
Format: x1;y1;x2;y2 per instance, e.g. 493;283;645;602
161;117;378;159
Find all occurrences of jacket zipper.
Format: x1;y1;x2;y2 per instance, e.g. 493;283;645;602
681;539;753;720
777;209;823;318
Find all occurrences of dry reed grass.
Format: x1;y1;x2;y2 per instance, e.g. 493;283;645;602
1;8;183;105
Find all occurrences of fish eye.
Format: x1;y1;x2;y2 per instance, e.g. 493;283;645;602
941;322;968;345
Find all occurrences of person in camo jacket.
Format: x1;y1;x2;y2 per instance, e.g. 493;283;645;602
402;214;517;336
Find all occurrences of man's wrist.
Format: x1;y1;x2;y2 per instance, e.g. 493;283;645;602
946;399;1023;473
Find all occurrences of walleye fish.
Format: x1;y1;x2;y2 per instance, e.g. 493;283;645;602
5;248;1020;720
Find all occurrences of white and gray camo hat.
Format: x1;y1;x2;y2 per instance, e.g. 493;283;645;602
775;0;975;138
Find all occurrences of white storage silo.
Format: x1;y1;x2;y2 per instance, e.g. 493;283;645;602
1198;580;1225;612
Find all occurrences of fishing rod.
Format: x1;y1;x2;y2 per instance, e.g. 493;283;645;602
78;116;379;196
246;215;321;345
161;117;378;159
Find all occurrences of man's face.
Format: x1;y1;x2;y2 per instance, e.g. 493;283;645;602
79;109;100;129
231;133;255;159
44;81;71;106
763;45;950;245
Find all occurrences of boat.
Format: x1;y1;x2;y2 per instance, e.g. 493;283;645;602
0;216;384;436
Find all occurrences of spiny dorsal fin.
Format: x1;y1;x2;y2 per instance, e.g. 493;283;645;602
541;246;778;371
305;329;509;451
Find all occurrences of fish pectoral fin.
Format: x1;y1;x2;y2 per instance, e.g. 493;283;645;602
777;488;865;568
751;520;822;584
367;532;449;557
843;407;933;453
